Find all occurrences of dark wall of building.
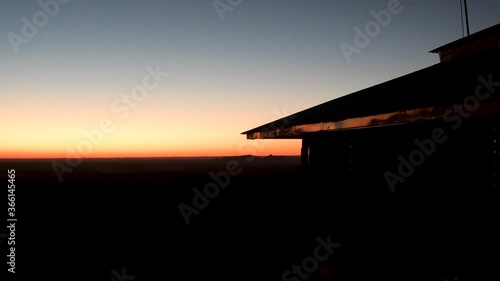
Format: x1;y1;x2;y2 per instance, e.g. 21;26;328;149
300;116;499;280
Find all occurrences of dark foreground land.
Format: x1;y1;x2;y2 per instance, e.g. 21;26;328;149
0;156;497;280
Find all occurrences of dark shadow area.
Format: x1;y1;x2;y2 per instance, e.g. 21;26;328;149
0;149;497;280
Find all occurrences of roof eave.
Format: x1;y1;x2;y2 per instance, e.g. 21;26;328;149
243;100;500;139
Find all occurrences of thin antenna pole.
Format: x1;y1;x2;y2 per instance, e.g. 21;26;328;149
463;0;470;36
460;0;465;37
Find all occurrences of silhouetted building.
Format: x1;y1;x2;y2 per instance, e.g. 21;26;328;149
430;23;500;62
242;23;500;280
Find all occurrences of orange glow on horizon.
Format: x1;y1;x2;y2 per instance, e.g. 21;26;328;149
1;85;303;159
0;140;301;159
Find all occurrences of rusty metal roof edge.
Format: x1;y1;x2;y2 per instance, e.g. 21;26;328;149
245;101;500;139
245;108;435;139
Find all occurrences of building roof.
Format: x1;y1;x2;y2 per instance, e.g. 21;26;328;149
242;48;500;139
429;23;500;54
429;23;500;62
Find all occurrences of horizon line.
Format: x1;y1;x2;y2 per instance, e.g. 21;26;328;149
0;154;301;160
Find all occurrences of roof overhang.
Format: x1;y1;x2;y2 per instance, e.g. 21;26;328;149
242;45;500;140
244;100;500;140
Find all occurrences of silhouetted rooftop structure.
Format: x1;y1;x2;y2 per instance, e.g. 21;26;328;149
240;23;500;280
242;23;500;140
430;23;500;62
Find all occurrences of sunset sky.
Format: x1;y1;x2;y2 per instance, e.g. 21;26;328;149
1;0;499;158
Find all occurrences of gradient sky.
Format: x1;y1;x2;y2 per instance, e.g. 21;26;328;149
1;0;499;158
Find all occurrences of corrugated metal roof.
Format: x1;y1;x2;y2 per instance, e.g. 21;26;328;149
242;48;500;138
